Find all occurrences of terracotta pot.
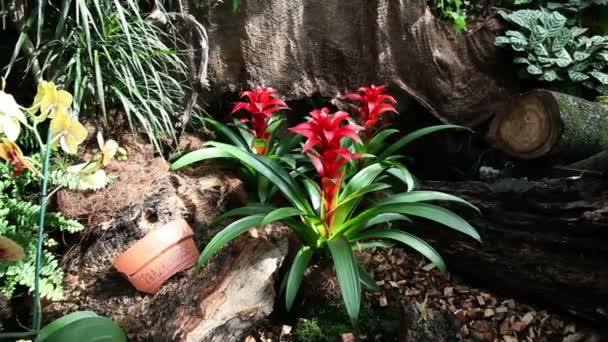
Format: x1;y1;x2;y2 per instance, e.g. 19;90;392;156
113;219;200;294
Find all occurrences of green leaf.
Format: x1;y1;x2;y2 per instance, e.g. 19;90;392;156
170;147;233;170
357;265;379;291
36;311;127;342
340;163;387;200
285;246;313;310
210;205;274;226
261;207;303;226
204;118;249;150
327;235;361;326
351;229;447;272
207;142;310;212
379;191;479;212
378;125;467;159
366;129;399;155
362;213;413;229
302;179;322;213
197;215;265;269
527;64;543;75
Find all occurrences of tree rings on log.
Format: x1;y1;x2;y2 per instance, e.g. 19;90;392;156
487;90;563;159
488;89;608;161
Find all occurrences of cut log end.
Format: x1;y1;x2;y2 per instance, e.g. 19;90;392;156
487;90;563;159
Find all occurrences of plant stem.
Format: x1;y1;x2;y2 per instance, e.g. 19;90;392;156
32;129;52;332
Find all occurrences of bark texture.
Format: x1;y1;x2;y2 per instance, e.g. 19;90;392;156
412;178;608;323
196;0;518;127
45;172;288;341
487;89;608;161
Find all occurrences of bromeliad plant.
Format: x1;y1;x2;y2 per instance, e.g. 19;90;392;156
177;107;481;325
173;86;302;203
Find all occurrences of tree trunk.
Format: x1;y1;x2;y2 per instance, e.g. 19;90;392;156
487;89;608;161
45;173;288;341
196;0;519;127
410;178;608;324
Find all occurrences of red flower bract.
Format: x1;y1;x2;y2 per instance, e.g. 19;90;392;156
344;84;397;136
231;86;288;154
290;108;363;231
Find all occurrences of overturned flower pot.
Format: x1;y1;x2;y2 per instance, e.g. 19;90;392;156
113;219;200;294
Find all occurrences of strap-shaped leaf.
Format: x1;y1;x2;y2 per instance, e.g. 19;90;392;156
366;129;399;155
204;117;249;150
210;204;274;226
285;246;314;310
197;215;265;269
352;229;447;272
384;161;416;191
339;203;480;242
340;163;387;199
302;179;322;213
207;142;310;212
379;125;468;159
262;207;303;226
380;191;479;212
357;265;379;291
363;213;413;229
170;147;232;170
327;235;361;326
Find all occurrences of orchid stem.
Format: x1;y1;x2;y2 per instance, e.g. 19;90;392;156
32;128;52;332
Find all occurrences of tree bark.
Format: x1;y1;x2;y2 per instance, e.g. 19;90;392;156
410;178;608;323
487;89;608;161
196;0;519;127
45;173;288;341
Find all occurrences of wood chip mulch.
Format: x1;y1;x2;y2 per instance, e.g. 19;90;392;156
250;247;604;342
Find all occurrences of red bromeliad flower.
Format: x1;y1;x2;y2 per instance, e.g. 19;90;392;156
343;84;397;137
290;108;364;231
231;86;288;154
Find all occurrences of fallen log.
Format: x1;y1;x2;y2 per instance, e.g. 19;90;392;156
409;178;608;323
487;90;608;161
45;172;288;341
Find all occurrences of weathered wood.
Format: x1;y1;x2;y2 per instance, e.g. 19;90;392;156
45;172;288;341
196;0;518;127
409;178;608;323
487;89;608;161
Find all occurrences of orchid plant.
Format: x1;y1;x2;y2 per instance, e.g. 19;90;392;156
172;86;481;325
173;86;302;203
0;79;117;332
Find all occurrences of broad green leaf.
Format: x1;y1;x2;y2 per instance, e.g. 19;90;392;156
378;125;467;159
302;179;322;213
366;129;399;155
353;240;395;250
339;203;480;241
384;161;416;191
352;229;447;272
211;204;274;226
170;147;233;170
207;142;310;212
197;215;265;269
262;207;303;226
327;235;361;326
286;246;313;310
204;118;249;150
357;265;379;291
36;311;127;342
379;191;479;212
340;163;387;200
363;213;413;229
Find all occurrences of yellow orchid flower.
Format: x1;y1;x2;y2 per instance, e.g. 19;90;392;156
0;91;27;141
33;81;72;121
49;111;87;155
0;235;25;262
0;138;36;176
66;162;108;191
96;132;119;167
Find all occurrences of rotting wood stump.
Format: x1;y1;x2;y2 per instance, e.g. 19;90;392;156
409;178;608;324
45;173;288;341
487;89;608;161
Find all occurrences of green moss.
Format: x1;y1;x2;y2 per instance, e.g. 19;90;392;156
294;302;401;342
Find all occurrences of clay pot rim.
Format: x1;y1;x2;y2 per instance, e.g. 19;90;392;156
113;219;195;276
